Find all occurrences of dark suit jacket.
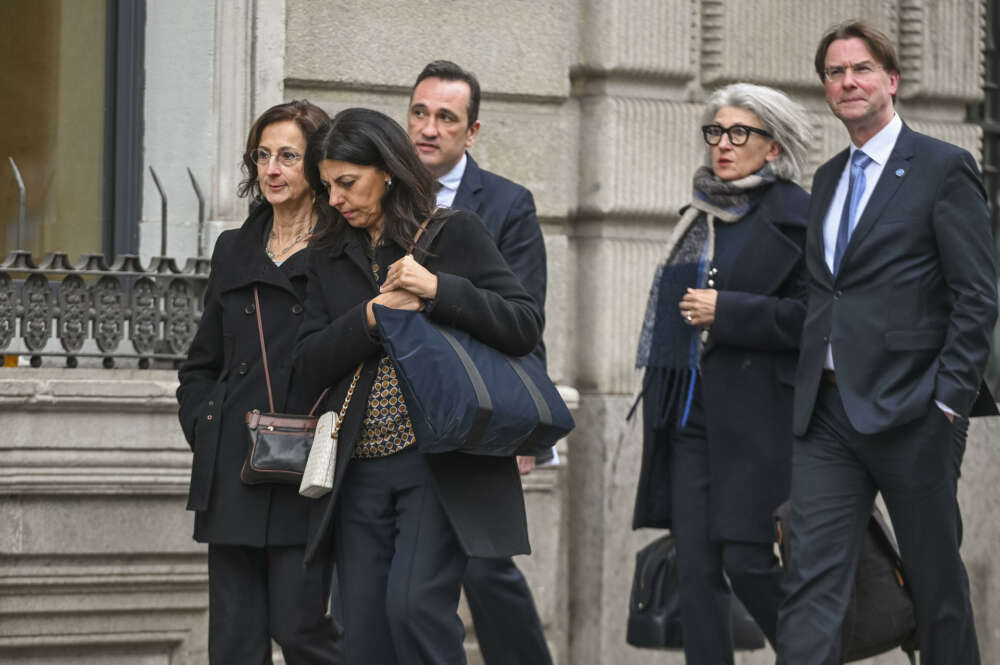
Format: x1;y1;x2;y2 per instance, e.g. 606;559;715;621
452;154;547;320
177;204;319;546
633;181;809;542
293;210;543;566
793;123;998;436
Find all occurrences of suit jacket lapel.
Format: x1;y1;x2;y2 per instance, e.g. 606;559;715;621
808;150;847;285
452;153;484;215
838;124;915;274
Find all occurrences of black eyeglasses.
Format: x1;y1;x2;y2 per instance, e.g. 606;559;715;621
701;124;772;146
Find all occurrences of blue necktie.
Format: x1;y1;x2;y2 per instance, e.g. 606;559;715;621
833;150;873;275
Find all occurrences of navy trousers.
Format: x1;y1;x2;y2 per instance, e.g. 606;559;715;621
669;393;785;665
207;543;343;665
463;557;553;665
776;382;979;665
334;447;469;665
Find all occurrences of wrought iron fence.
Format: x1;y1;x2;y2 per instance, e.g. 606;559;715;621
0;251;209;368
2;161;209;369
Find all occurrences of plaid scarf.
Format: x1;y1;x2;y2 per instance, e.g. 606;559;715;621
632;164;775;427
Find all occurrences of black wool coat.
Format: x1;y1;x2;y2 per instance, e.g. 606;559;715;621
177;204;324;547
292;210;544;567
633;180;810;544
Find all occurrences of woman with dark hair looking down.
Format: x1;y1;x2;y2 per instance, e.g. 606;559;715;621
294;107;542;665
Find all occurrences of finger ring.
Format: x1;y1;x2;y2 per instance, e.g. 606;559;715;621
685;312;693;322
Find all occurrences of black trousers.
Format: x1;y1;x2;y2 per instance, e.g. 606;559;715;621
334;447;469;665
207;543;343;665
463;557;553;665
669;393;785;665
776;382;979;665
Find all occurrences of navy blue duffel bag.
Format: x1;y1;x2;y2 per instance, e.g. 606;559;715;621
373;304;574;457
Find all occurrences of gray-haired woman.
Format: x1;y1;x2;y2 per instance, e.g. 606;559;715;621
632;83;811;665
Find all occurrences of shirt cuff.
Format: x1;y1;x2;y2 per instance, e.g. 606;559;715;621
936;400;958;418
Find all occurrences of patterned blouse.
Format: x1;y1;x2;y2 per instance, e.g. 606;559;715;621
353;354;417;458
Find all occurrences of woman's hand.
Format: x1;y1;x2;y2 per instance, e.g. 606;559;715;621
679;288;718;327
366;289;424;328
380;255;438;299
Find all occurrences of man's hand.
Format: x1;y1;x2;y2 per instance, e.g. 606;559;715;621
517;455;536;475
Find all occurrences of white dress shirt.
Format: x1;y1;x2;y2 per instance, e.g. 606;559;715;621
435;153;467;207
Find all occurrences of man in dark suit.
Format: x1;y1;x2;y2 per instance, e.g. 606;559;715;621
407;60;553;665
776;21;997;665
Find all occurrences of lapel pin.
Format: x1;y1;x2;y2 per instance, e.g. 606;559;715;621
895;168;905;177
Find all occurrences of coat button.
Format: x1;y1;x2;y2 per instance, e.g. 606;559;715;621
244;303;255;315
206;414;214;421
823;336;830;343
208;400;214;406
834;290;843;300
292;304;304;315
238;362;248;375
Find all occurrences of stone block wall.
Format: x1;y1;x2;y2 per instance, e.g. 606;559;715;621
0;370;208;665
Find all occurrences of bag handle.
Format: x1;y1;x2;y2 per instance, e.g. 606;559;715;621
331;363;364;438
405;208;438;258
253;286;330;416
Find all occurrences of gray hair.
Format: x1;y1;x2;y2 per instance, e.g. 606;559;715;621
701;83;811;183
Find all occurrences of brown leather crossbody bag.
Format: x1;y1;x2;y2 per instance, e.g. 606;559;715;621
240;287;360;485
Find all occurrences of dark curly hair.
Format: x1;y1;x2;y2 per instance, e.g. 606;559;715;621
238;100;332;215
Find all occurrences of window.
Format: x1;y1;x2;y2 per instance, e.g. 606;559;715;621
0;0;143;261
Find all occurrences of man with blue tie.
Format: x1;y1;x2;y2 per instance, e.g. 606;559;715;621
406;60;553;665
777;20;997;665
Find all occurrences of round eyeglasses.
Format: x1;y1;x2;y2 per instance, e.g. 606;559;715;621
701;124;772;147
250;148;303;167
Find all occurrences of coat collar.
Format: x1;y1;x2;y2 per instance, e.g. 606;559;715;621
451;152;484;214
215;203;309;297
722;186;805;297
700;184;805;357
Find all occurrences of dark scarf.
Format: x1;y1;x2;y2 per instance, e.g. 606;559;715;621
632;164;775;428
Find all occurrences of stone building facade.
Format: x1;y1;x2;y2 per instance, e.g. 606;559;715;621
3;1;999;664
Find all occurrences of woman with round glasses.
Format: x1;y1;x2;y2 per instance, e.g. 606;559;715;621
633;83;811;664
177;100;343;664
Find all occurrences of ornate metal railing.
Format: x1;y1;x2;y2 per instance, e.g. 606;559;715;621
1;161;210;369
0;251;209;368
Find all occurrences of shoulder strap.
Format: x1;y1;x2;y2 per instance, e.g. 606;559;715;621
253;287;276;413
330;364;364;436
406;208;445;263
